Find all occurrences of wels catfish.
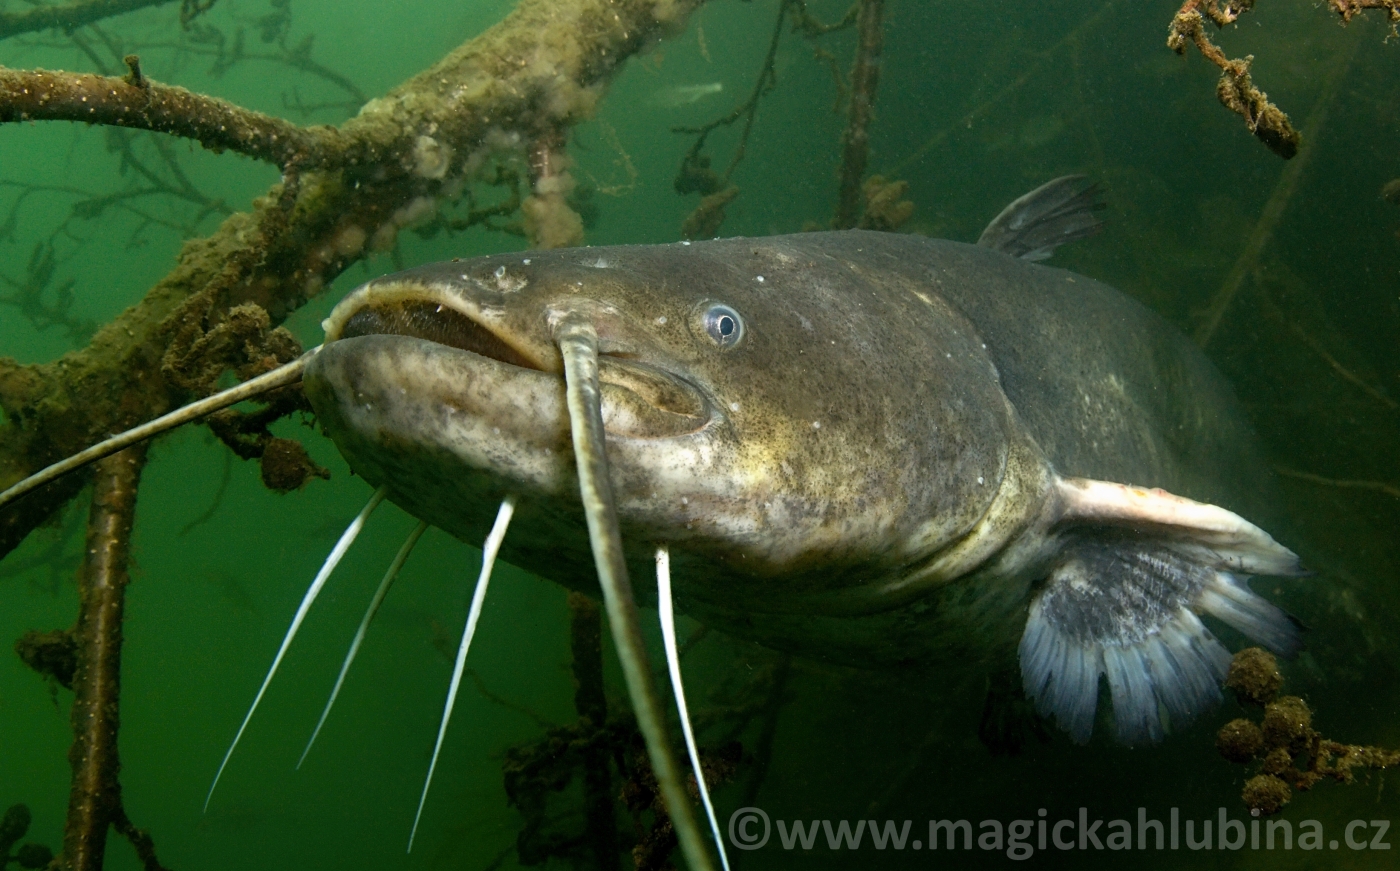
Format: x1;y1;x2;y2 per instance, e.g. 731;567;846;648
307;177;1302;734
0;178;1304;870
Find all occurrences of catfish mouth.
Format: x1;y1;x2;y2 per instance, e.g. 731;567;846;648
327;292;716;439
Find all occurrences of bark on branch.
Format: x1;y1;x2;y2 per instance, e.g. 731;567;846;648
60;445;167;871
0;0;175;42
0;0;704;560
0;64;342;170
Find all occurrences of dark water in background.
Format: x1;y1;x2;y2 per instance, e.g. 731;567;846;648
1;1;1398;869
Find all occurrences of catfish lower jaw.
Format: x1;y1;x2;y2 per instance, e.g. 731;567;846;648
305;333;715;504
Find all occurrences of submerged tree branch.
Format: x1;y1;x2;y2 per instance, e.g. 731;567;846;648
1167;0;1396;159
0;0;704;547
831;0;883;229
1167;1;1299;159
60;445;167;871
0;0;175;42
0;63;343;170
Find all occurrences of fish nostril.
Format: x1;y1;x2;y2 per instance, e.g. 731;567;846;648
339;301;537;370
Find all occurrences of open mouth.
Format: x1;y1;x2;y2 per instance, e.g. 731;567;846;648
326;290;715;439
337;299;540;370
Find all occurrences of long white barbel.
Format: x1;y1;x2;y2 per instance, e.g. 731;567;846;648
204;484;387;811
657;546;731;871
407;496;515;853
555;313;717;871
0;348;319;510
298;519;430;769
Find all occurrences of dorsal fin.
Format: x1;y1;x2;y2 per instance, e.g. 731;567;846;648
976;175;1104;261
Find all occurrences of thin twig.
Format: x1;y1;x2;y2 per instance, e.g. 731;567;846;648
1275;467;1400;500
1254;287;1398;411
0;0;175;41
831;0;884;229
1193;42;1354;347
882;1;1116;179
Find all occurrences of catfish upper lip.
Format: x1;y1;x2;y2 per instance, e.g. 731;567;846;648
334;298;542;370
329;296;718;438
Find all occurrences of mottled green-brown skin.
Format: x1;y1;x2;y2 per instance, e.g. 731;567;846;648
304;230;1267;667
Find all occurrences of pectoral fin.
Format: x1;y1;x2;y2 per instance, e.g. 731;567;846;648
1019;477;1305;745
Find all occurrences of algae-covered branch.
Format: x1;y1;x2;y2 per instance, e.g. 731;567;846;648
0;0;704;560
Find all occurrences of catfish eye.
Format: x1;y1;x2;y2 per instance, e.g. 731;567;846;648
700;303;744;349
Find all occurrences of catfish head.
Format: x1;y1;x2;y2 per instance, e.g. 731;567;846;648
304;234;1044;618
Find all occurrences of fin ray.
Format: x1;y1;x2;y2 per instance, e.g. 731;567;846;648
976;175;1104;261
1020;506;1296;745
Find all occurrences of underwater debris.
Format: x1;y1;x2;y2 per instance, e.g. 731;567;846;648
522;131;585;250
502;594;758;869
1223;644;1284;706
1216;647;1400;815
0;804;55;870
1167;0;1399;159
680;186;738;240
1166;2;1299;159
857;175;914;232
832;0;886;229
15;627;77;691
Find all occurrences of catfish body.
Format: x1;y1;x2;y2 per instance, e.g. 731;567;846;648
304;228;1302;743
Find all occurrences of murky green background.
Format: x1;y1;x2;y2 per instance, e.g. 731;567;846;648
1;1;1398;868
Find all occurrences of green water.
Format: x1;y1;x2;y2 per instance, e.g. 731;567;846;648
1;1;1398;869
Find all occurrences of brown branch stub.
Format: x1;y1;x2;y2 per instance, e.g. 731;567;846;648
1167;3;1299;159
122;55;145;90
0;67;340;170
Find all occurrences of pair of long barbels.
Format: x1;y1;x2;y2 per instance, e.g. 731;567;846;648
556;312;719;871
298;519;430;769
205;485;388;811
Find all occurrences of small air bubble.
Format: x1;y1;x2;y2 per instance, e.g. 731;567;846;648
523;258;532;265
977;476;985;485
681;497;689;505
756;275;765;282
812;421;821;430
729;401;740;412
681;240;691;246
656;315;668;325
494;265;506;279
